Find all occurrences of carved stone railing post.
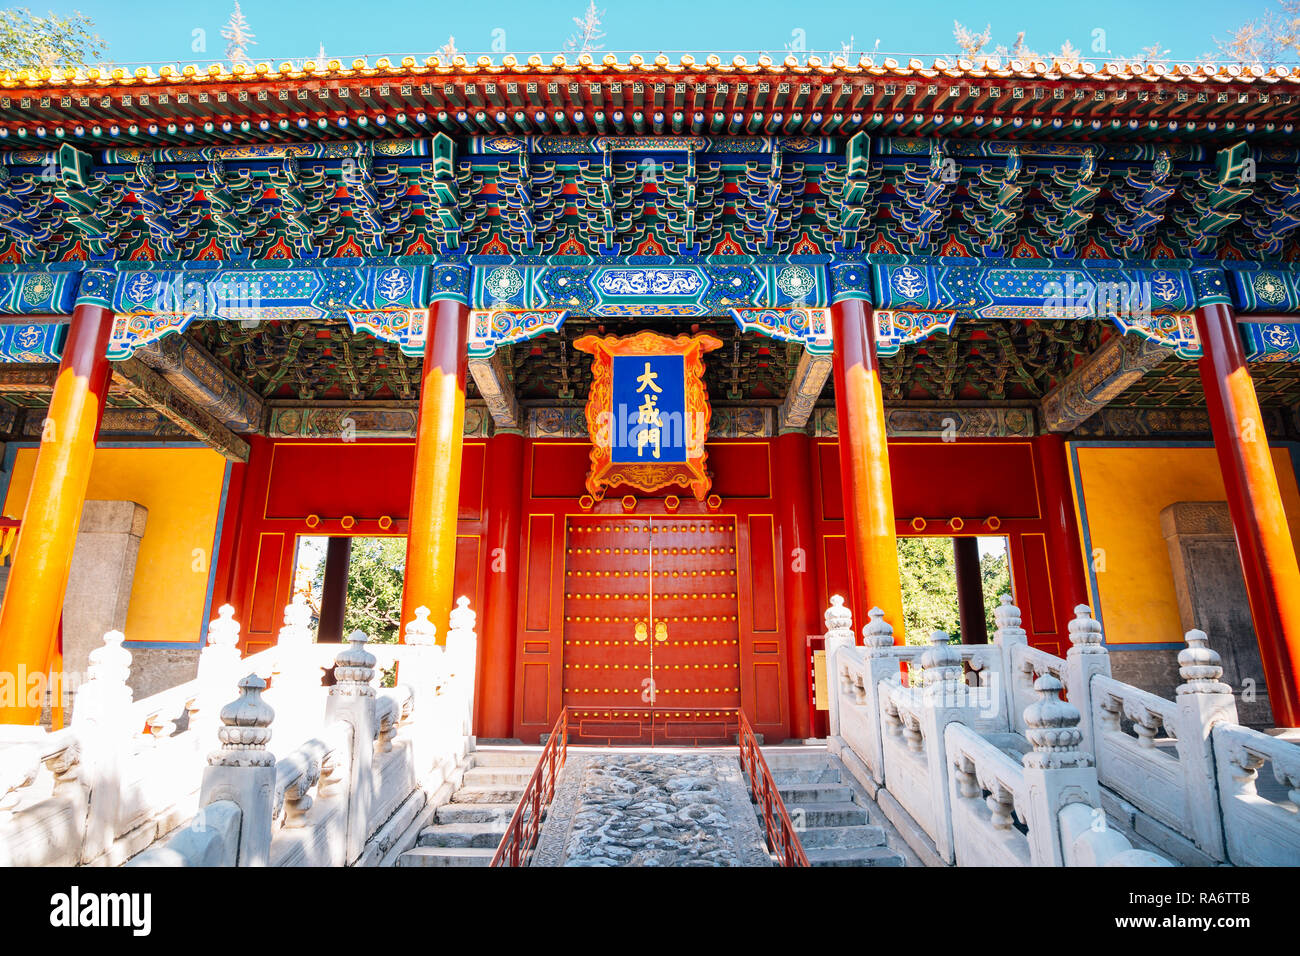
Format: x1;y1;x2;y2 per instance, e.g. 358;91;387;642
858;606;901;784
1173;628;1235;861
446;596;478;738
399;606;442;766
822;595;854;736
1063;604;1110;758
71;631;134;864
1020;673;1100;866
269;595;324;746
401;606;440;701
198;673;276;866
195;605;244;738
992;595;1027;730
324;631;377;864
916;630;980;863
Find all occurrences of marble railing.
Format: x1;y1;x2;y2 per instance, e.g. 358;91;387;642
825;593;1299;867
0;594;479;867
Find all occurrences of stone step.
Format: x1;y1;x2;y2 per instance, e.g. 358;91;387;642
776;783;854;804
770;768;842;785
462;767;535;787
450;785;528;804
794;824;887;849
806;845;906;867
472;748;544;768
398;846;495;867
759;750;831;770
784;801;869;828
434;801;521;825
418;822;508;849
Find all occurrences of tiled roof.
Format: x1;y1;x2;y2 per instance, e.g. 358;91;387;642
3;53;1298;88
1;54;1295;148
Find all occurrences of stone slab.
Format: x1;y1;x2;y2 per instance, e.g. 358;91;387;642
532;752;772;867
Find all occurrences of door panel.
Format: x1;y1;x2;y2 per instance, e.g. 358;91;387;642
647;517;741;743
562;517;654;743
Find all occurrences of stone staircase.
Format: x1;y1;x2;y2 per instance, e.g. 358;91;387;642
397;746;541;868
759;747;908;867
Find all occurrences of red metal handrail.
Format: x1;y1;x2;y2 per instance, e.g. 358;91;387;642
737;710;810;867
490;707;569;867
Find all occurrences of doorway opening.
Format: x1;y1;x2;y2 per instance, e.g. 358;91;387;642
292;534;407;644
895;536;1012;645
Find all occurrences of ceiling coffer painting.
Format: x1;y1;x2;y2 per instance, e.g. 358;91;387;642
573;331;722;501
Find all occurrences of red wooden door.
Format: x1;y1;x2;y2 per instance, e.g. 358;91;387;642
562;516;654;743
562;515;741;745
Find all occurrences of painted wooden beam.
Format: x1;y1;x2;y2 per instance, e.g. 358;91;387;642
111;358;250;462
778;348;831;431
1039;333;1172;433
133;334;265;433
468;351;521;431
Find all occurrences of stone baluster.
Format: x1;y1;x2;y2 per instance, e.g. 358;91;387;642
992;594;1027;733
446;596;478;738
280;749;321;830
197;673;276;866
324;631;378;864
71;630;135;864
1020;673;1102;866
984;781;1017;831
915;629;979;864
822;595;854;736
1172;628;1236;861
1064;603;1110;759
375;697;399;755
952;752;979;801
0;745;40;814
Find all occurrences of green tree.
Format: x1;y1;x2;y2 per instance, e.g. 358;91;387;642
980;549;1013;636
0;7;103;72
896;536;960;644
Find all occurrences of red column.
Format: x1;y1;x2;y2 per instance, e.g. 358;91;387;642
0;300;114;723
1197;302;1300;727
1038;433;1091;629
316;537;351;643
830;298;905;643
478;431;523;738
775;430;818;739
953;536;988;644
400;299;469;640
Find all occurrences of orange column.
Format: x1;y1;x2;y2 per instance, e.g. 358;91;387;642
400;299;469;640
1197;301;1300;727
830;298;905;644
0;297;115;723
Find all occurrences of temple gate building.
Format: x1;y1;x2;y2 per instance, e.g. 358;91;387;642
0;52;1299;751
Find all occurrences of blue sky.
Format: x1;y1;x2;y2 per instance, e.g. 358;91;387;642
44;0;1286;66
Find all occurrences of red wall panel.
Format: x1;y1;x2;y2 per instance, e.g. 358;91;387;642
216;439;488;652
812;436;1086;654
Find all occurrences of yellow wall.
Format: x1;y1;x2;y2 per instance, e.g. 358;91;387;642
1070;444;1300;645
3;446;227;645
